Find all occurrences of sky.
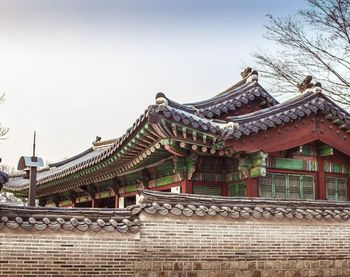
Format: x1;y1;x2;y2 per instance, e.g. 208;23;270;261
0;0;305;168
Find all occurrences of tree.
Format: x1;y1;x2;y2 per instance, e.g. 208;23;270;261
254;0;350;108
0;164;23;204
0;191;24;204
0;94;15;203
0;93;8;138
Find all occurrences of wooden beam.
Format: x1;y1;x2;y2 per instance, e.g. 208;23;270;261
182;127;187;139
227;116;350;157
114;194;119;208
222;182;228;197
171;123;178;137
192;131;197;142
53;195;61;207
165;144;185;157
81;184;96;199
181;179;193;194
69;191;78;207
137;168;151;189
347;176;350;202
317;156;326;200
160;119;173;136
246;177;259;197
110;177;120;193
92;198;99;208
202;134;207;144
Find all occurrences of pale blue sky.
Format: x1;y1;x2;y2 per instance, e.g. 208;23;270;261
0;0;305;167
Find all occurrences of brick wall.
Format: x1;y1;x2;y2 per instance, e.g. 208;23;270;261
0;229;140;277
138;214;350;276
2;213;350;276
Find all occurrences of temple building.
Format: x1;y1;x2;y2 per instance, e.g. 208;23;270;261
3;69;350;208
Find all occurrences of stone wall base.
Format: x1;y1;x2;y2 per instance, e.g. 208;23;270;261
135;260;350;277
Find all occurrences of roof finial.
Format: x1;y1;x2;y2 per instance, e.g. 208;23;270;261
311;82;322;93
223;122;239;129
155;92;168;106
297;75;314;93
246;70;258;83
241;67;258;83
297;75;322;93
240;67;252;79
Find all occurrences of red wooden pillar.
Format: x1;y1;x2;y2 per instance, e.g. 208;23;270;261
246;177;259;197
181;179;193;194
181;180;186;193
71;199;76;208
114;194;119;208
92;196;99;208
347;176;350;201
69;192;77;208
317;157;326;200
222;182;228;196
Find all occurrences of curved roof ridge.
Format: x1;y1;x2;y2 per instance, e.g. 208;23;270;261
138;188;350;208
184;81;255;107
183;68;278;110
227;90;319;122
183;82;278;119
155;92;198;114
221;89;350;140
4;107;153;192
158;103;226;129
92;137;120;149
39;106;152;185
49;148;94;168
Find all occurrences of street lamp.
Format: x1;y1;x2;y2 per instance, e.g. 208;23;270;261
17;131;43;206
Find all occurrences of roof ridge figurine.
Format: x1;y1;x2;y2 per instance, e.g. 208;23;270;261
297;75;323;94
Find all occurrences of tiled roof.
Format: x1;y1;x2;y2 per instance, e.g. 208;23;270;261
5;79;252;193
3;189;350;234
186;81;278;119
221;87;350;140
4;107;153;193
157;79;278;120
5;142;114;191
150;103;225;135
138;189;350;221
0;204;140;233
4;74;350;196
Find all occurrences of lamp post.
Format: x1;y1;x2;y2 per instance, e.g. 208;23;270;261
17;131;43;207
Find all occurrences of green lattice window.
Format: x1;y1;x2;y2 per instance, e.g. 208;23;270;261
193;185;221;196
259;173;314;200
326;177;347;201
229;183;246;197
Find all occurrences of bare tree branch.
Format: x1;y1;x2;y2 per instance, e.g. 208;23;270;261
0;164;24;204
0;93;9;139
253;0;350;109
